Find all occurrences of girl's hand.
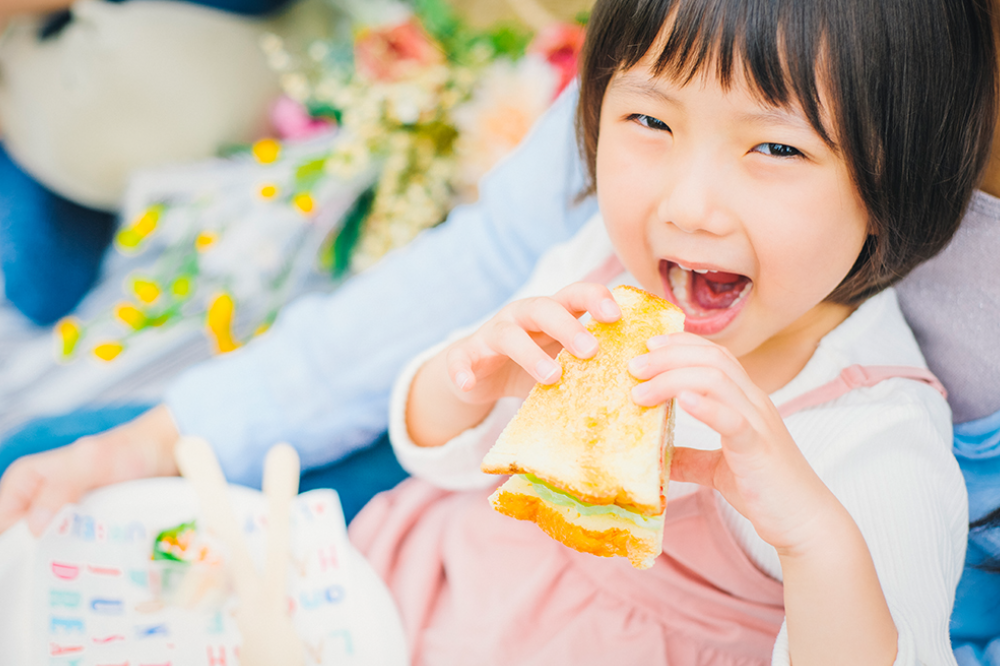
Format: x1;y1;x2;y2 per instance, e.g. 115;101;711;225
628;332;838;555
0;405;180;536
444;282;622;404
406;283;623;448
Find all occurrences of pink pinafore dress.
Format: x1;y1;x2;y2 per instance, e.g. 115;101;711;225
349;257;947;666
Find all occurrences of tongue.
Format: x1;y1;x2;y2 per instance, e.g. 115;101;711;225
691;271;750;310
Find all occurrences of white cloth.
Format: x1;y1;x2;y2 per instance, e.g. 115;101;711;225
0;0;280;209
389;214;967;666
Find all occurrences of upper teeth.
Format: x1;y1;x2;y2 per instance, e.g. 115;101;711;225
676;262;710;274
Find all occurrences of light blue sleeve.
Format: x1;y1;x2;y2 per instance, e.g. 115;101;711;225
954;639;1000;666
164;84;597;487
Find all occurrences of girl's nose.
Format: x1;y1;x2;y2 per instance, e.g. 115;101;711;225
657;155;728;235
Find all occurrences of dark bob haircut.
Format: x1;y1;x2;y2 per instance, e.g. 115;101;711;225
577;0;997;305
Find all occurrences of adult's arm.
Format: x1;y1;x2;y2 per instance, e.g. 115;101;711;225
0;0;69;32
165;84;597;486
1;0;71;16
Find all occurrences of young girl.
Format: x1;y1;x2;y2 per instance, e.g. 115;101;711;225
348;0;998;664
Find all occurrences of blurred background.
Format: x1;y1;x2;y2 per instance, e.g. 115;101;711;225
0;0;593;436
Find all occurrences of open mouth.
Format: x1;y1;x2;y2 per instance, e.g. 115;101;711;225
659;260;753;335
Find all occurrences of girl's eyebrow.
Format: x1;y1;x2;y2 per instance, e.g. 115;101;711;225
608;74;679;105
612;72;822;138
736;108;814;133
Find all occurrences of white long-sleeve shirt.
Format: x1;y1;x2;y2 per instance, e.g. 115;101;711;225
388;215;967;666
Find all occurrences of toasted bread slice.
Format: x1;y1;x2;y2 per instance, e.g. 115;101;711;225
481;285;684;517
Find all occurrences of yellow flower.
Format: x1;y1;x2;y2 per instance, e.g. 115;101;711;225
195;231;218;252
55;318;81;357
206;293;240;354
132;278;161;304
259;184;279;199
293;192;315;216
116;204;164;251
114;303;147;330
171;276;192;299
93;342;124;362
252;138;281;164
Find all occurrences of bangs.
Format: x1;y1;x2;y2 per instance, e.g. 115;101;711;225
610;0;833;145
578;0;997;307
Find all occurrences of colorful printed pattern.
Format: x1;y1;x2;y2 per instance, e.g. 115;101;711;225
54;138;371;366
37;486;370;665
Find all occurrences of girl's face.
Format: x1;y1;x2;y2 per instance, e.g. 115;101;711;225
596;58;869;360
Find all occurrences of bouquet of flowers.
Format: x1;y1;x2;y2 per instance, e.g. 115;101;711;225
56;0;586;363
267;0;586;272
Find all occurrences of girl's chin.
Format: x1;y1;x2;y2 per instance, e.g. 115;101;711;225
659;262;753;336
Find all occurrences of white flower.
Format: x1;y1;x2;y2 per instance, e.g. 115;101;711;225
308;40;330;62
325;135;372;178
281;73;311;103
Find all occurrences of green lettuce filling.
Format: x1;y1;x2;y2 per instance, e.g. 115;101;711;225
521;474;663;529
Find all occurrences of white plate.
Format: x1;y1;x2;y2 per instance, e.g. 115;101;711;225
0;477;408;666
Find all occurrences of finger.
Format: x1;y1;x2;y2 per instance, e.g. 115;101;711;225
550;282;622;323
25;479;86;537
445;342;473;392
483;320;564;384
445;339;492;393
676;390;750;439
630;336;758;397
0;462;44;534
631;364;750;415
507;296;600;360
669;446;723;487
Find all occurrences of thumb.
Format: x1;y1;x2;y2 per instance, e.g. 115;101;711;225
25;481;88;537
0;464;44;534
669;447;722;489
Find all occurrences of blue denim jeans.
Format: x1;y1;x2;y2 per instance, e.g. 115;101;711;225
0;143;117;325
103;0;293;15
0;407;406;524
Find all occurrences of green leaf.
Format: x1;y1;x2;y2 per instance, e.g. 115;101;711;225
217;143;252;158
152;521;198;563
295;157;330;191
307;102;342;124
489;24;531;59
330;186;375;278
411;0;461;45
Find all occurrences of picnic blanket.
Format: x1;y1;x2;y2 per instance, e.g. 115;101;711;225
0;135;368;438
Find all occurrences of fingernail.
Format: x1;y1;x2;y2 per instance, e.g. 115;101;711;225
600;299;620;320
536;359;560;383
455;372;471;391
573;332;597;356
648;335;669;350
628;355;648;374
27;507;53;536
678;391;699;408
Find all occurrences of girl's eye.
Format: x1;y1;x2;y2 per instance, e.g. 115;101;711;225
753;143;803;158
629;114;670;132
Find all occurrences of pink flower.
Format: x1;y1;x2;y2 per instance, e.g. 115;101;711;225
453;58;558;202
529;23;586;96
354;19;443;83
270;96;335;141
